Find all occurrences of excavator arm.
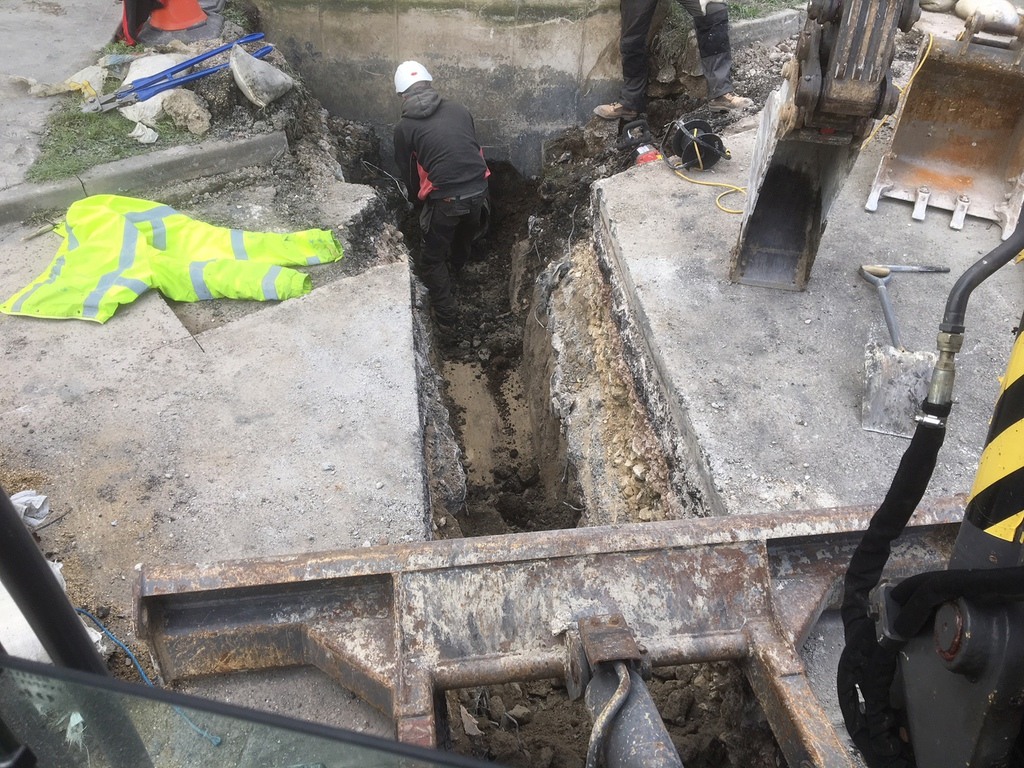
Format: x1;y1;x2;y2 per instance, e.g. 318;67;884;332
731;0;919;290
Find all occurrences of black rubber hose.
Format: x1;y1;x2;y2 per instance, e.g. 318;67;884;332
837;410;949;768
890;565;1024;639
940;224;1024;334
840;409;949;635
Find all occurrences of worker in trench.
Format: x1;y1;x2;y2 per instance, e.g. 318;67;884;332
594;0;753;120
392;60;491;333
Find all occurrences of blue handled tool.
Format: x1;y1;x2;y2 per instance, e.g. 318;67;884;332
82;33;270;113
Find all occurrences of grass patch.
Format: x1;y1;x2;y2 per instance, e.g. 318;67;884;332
24;0;257;184
730;0;802;20
25;96;199;183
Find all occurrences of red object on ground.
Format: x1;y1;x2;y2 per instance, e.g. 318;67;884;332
121;0;159;44
635;147;662;165
149;0;207;31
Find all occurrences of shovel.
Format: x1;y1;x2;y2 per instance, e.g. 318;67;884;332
859;264;948;438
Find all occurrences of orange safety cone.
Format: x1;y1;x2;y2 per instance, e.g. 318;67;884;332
148;0;207;31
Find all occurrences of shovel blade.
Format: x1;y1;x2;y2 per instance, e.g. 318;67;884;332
862;341;936;438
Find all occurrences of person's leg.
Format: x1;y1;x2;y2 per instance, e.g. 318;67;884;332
680;0;733;98
678;0;753;111
619;0;660;111
452;193;497;274
595;0;659;118
417;200;460;320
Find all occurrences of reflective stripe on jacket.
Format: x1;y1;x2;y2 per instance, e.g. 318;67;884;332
1;194;343;323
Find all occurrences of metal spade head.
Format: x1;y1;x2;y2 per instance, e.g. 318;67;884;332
862;340;937;437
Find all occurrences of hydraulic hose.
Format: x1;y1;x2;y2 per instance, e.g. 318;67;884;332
840;225;1024;767
838;392;949;767
928;226;1024;409
939;224;1024;334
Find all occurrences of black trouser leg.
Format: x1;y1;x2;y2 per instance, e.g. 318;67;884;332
690;3;734;98
418;200;460;314
619;0;660;111
450;195;488;274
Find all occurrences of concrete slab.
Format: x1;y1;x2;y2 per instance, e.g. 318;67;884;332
594;124;1022;518
0;0;121;190
0;193;422;732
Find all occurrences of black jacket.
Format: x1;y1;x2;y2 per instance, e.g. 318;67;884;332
393;86;489;202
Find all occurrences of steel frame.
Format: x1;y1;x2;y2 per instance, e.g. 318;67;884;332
136;499;963;768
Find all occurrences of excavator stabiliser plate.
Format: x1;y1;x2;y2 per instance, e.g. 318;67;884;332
866;29;1024;237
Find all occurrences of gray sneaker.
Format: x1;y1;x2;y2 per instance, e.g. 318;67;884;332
709;93;754;114
593;102;638;120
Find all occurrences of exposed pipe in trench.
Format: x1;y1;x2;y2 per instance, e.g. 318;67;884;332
584;661;685;768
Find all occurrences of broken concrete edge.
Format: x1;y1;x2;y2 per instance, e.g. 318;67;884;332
0;131;290;227
591;179;727;520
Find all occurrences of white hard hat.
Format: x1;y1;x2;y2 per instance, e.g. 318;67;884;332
394;60;433;94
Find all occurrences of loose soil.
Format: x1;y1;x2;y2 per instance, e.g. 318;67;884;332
2;15;929;768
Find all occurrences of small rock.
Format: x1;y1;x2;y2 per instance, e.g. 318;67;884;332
487;694;506;722
507;704;533;725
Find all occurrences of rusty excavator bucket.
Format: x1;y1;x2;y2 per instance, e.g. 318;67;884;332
866;16;1024;238
732;0;919;290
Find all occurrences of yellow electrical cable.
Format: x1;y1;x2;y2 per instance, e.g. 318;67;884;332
670;167;746;214
693;133;704;169
861;33;933;149
661;123;747;214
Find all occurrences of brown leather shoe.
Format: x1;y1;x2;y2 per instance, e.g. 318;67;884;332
593;102;638;120
709;92;754;114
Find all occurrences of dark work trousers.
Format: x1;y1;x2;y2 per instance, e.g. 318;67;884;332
619;0;735;112
417;192;490;315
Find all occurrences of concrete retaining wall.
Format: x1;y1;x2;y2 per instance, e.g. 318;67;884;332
251;0;623;175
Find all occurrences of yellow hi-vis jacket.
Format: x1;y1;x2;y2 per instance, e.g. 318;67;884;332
1;194;343;323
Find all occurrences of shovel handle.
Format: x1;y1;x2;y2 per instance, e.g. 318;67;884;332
122;32;266;93
862;264;950;277
860;266;904;349
874;282;903;349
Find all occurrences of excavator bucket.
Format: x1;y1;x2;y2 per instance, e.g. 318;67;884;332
866;20;1024;238
732;81;861;291
730;0;916;290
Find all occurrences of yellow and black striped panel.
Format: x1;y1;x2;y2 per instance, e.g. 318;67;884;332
965;327;1024;542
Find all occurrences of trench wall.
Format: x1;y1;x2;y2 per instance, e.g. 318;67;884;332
250;0;622;175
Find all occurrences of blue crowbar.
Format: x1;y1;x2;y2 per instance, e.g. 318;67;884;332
81;32;271;113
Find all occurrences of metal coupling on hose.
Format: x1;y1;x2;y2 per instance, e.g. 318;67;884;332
926;331;964;409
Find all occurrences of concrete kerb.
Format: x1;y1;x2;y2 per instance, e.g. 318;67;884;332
730;9;805;50
0;131;289;226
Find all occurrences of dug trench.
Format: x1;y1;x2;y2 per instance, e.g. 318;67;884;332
383;107;787;767
387;20;941;762
398;155;785;767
